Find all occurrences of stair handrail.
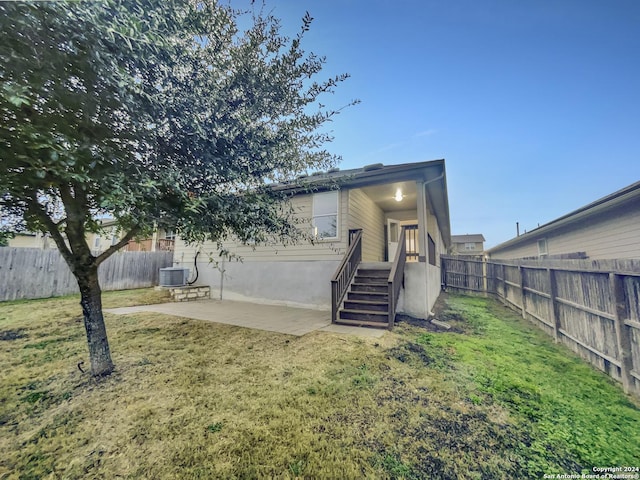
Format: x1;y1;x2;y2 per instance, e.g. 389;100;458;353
331;229;363;323
387;226;407;328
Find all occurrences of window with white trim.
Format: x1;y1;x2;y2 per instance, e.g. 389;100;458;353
464;242;476;250
312;191;339;239
538;238;548;257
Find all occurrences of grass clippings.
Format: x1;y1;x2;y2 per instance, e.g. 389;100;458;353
0;289;638;479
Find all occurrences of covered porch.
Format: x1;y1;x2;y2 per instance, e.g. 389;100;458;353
348;180;422;262
332;164;450;329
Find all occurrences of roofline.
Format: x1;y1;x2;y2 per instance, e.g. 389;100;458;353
487;180;640;253
451;234;486;242
274;159;446;193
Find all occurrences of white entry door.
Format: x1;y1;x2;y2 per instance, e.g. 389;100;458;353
387;218;400;261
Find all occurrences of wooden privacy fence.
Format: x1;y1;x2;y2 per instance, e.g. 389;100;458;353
441;255;640;397
0;248;173;301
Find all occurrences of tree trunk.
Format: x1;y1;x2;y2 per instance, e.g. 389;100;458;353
76;266;114;376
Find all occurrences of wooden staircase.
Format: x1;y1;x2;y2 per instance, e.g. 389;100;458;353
331;228;405;330
336;263;392;328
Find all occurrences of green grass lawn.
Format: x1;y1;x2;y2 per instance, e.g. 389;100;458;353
0;290;638;479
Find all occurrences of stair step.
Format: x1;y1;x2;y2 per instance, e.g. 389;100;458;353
340;309;389;322
356;268;390;278
347;291;389;301
334;318;390;329
344;299;389;312
360;262;391;269
351;283;388;293
354;275;388;285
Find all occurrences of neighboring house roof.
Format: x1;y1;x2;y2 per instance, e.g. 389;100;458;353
276;159;451;248
452;234;485;243
487;180;640;253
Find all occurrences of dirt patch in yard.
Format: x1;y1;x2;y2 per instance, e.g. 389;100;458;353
387;341;436;365
395;292;469;333
0;328;28;341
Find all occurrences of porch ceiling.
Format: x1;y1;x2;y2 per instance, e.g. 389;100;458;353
360;181;417;212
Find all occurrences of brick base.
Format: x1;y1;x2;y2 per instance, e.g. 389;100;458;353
169;285;210;302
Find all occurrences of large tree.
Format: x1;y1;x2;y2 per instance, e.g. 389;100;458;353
0;0;354;376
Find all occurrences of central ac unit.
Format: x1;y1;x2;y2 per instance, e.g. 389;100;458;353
159;267;189;287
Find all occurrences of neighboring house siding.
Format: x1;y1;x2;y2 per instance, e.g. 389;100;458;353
174;190;349;265
464;242;483;252
451;241;483;254
8;235;41;248
348;188;385;262
489;198;640;260
488;242;538;260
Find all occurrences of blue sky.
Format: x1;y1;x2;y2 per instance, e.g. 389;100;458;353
254;1;640;248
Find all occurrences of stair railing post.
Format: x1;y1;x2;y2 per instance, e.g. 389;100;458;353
330;230;362;324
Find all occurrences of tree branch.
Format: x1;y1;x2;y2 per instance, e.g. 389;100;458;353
25;195;73;264
95;226;140;266
59;183;84;226
58;182;95;262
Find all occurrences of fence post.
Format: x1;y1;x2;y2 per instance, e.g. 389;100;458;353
501;264;507;303
441;256;446;291
482;258;488;295
518;266;526;318
547;268;561;343
609;273;634;394
464;258;469;291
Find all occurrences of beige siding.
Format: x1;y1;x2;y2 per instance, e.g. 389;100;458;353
426;204;438;261
427;207;447;267
174;191;348;265
8;235;41;249
546;204;640;258
427;208;446;311
437;229;446;266
348;189;385;262
489;242;538;260
385;209;419;222
452;241;484;254
489;199;640;260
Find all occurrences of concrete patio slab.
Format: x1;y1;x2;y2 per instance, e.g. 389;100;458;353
105;300;386;338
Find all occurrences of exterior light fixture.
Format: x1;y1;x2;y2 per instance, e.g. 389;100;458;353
394;188;403;202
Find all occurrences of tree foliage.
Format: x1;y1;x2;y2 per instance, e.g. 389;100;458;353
0;0;354;375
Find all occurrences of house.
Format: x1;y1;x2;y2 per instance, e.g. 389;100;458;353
4;218;174;254
487;180;640;260
174;159;451;326
450;234;485;255
7;232;51;249
87;218;175;254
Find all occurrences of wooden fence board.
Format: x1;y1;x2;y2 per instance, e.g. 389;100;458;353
0;248;173;301
441;255;640;397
